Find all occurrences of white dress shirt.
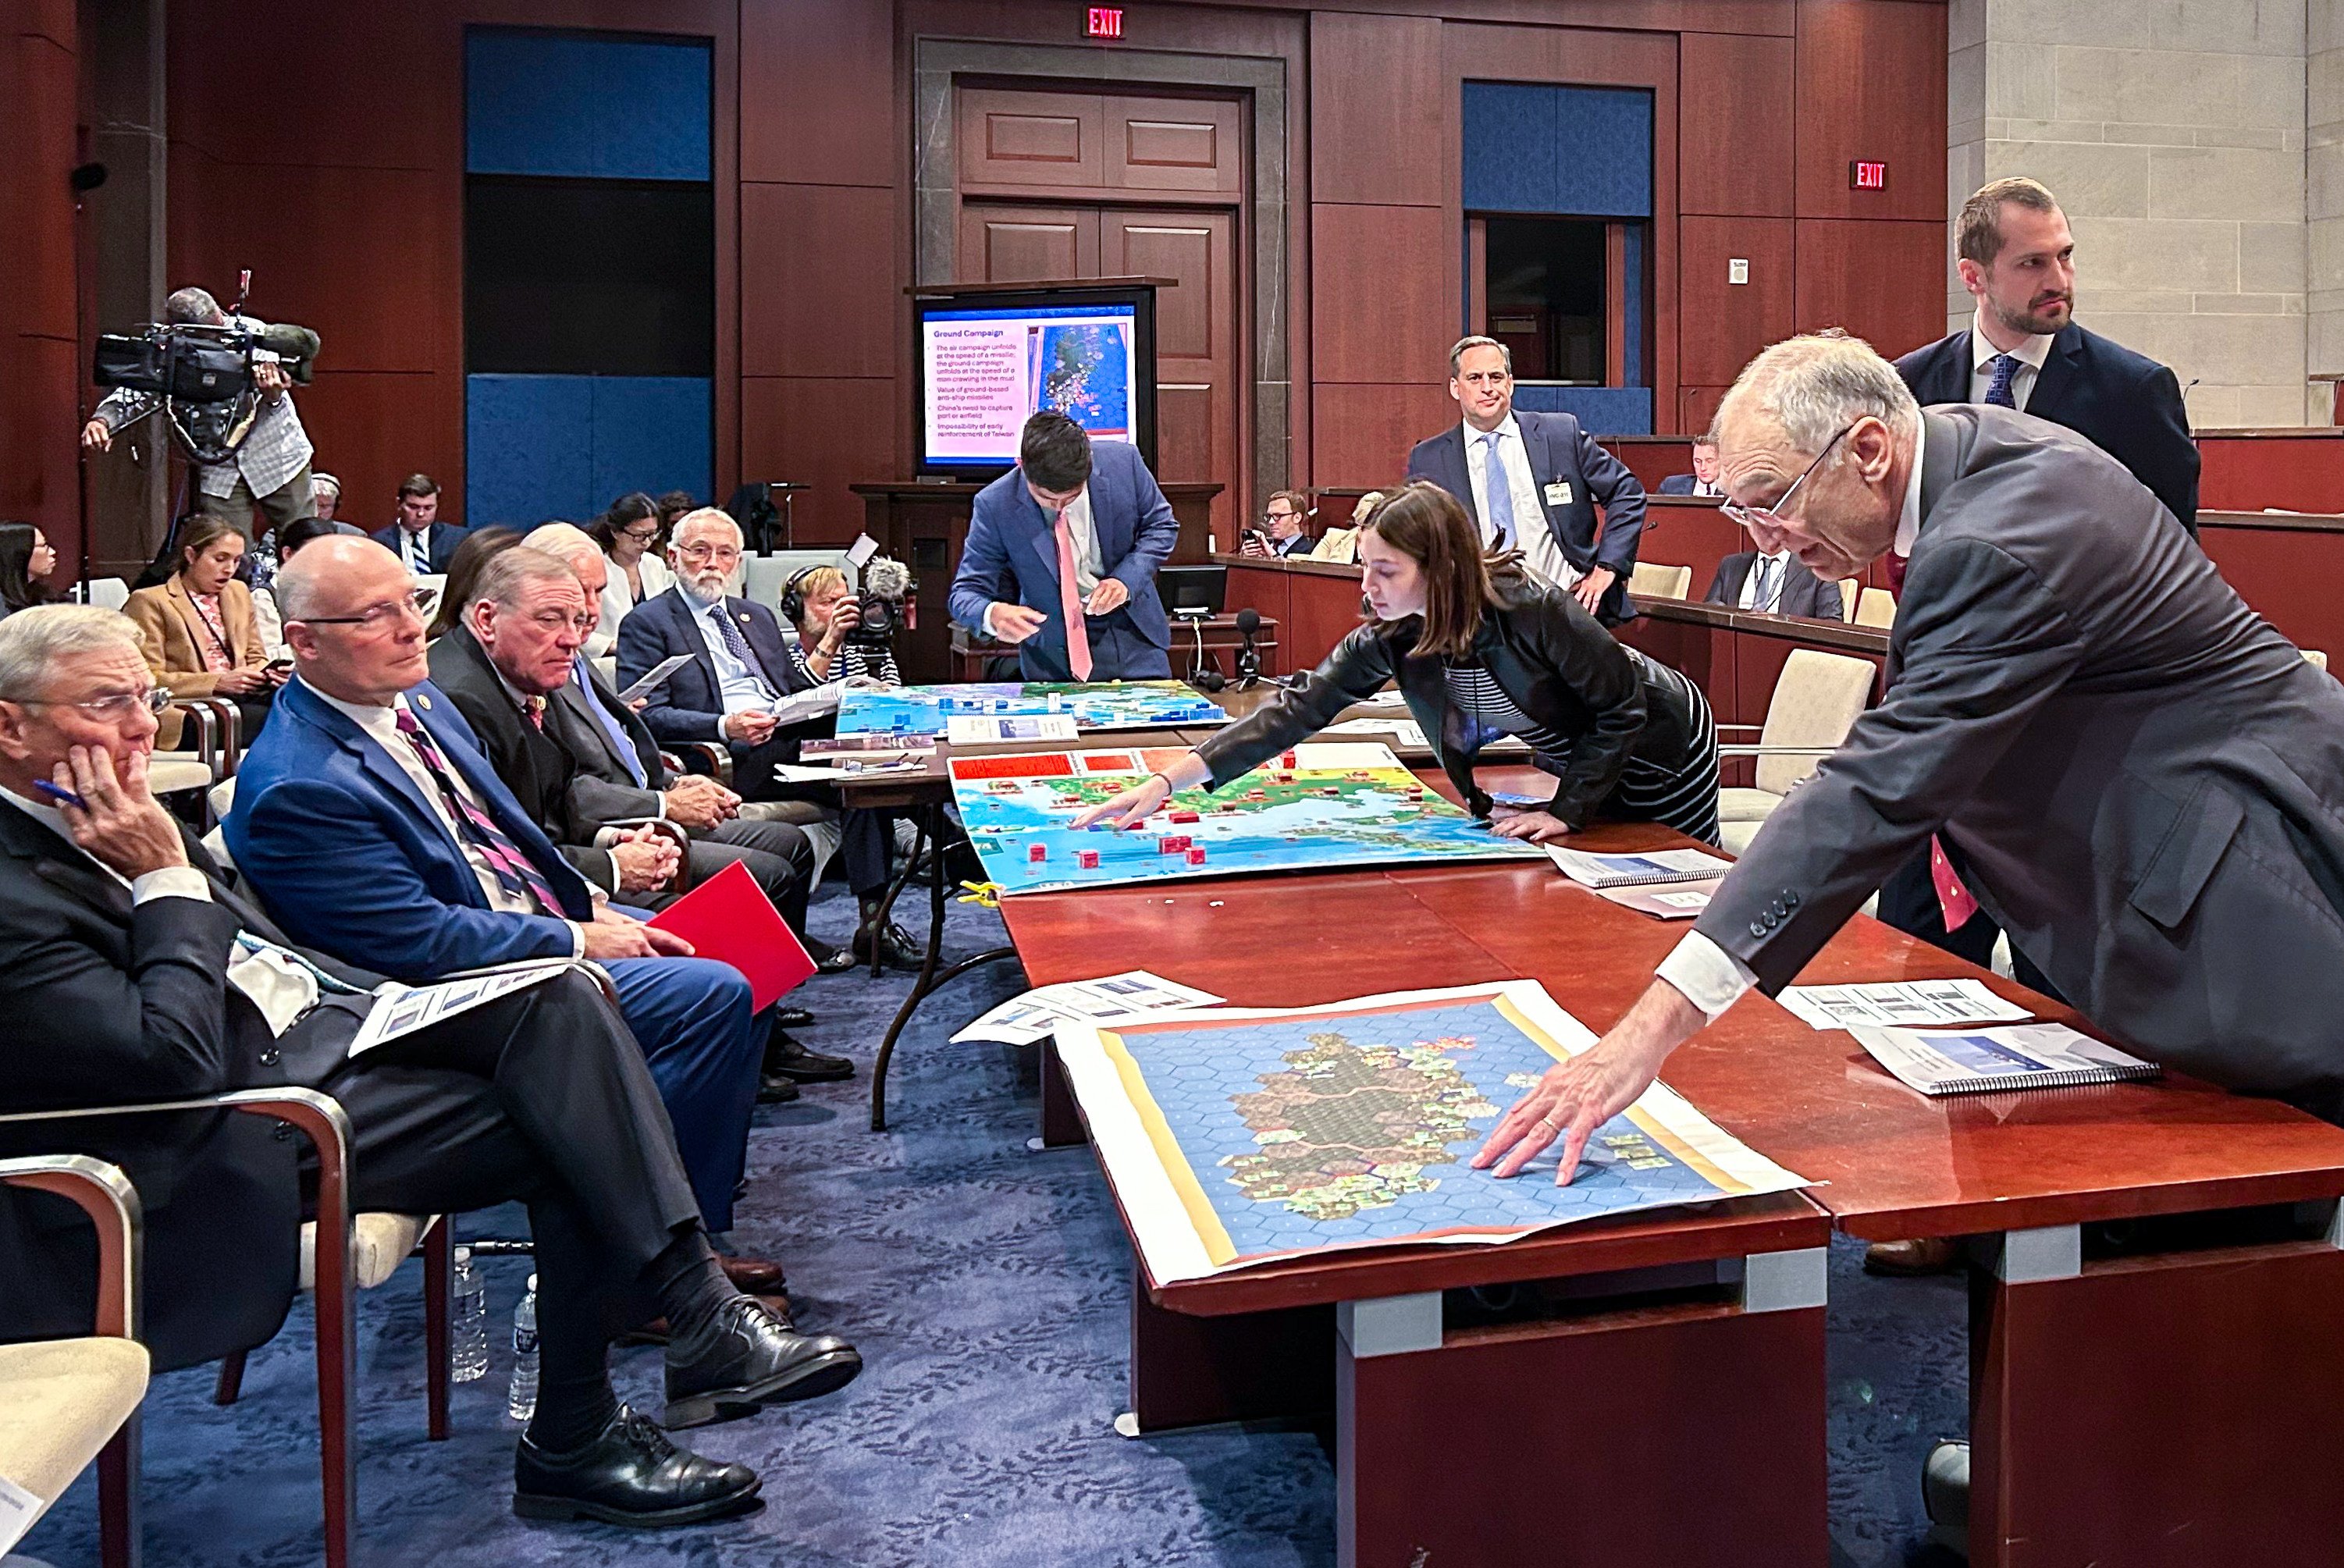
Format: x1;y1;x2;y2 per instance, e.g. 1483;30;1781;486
392;524;436;574
1654;447;1926;1018
306;682;586;951
985;487;1104;638
1967;308;2054;411
1461;417;1581;590
592;552;675;660
684;593;783;726
1738;549;1795;612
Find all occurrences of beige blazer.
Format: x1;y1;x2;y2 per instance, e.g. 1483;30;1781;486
125;577;265;748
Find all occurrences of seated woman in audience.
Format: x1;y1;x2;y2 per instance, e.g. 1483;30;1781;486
425;524;521;639
588;492;674;657
123;516;285;743
0;522;59;620
1074;480;1721;845
250;517;341;656
782;565;902;685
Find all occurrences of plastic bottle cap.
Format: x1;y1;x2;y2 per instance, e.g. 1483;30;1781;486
526;1274;539;1292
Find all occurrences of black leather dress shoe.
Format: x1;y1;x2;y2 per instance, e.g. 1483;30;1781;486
813;944;860;976
755;1071;800;1104
513;1404;760;1527
772;1005;816;1029
664;1296;863;1430
852;920;924;971
767;1032;854;1083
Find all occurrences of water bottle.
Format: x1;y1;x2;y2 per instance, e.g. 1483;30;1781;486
449;1246;489;1382
505;1274;539;1422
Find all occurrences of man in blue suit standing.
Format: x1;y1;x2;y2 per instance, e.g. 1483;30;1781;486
368;473;471;574
948;411;1180;681
227;539;809;1310
1406;336;1649;625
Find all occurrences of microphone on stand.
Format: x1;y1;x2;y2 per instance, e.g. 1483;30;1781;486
1234;606;1262;689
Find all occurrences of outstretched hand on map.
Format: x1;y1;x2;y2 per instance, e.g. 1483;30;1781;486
1488;805;1574;844
1069;749;1212;831
1471;979;1709;1183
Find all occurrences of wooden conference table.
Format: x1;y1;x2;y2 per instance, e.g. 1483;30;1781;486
838;698;2344;1566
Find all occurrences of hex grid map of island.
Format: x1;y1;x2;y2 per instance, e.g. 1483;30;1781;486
1085;988;1810;1272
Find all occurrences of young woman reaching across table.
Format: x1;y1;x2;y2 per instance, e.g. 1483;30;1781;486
1072;480;1720;844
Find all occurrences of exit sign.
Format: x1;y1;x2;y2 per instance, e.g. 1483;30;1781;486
1087;6;1123;37
1850;160;1887;190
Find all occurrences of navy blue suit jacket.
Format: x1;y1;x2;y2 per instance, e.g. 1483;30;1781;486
368;521;471;573
1656;474;1709;496
226;675;595;978
1894;322;2200;535
614;584;808;745
948;439;1179;678
1406;410;1648;622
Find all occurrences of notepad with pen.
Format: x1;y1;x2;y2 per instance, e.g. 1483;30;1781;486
1545;845;1735;889
1848;1022;2161;1097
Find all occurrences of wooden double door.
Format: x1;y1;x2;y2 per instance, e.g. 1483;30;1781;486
955;85;1244;539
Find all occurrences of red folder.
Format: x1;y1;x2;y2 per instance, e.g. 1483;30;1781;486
646;859;815;1012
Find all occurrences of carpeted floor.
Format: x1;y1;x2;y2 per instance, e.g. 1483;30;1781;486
17;884;1971;1568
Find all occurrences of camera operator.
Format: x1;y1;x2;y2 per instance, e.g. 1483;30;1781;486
81;287;315;540
782;564;902;686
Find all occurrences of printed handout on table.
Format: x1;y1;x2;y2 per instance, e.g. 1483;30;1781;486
1775;978;2034;1033
951;970;1225;1047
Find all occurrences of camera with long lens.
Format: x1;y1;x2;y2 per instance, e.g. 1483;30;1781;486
850;556;915;651
91;315;321;465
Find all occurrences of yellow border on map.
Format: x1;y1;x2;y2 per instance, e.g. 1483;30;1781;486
1097;1026;1239;1265
1490;992;1751;1196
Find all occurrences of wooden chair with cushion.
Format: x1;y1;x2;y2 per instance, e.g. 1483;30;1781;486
0;1154;146;1568
1627;561;1693;600
1714;649;1879;855
1853;586;1897;628
1836;578;1858;619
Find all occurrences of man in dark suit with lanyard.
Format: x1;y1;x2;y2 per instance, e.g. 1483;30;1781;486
1405;336;1649;625
1876;177;2204;1068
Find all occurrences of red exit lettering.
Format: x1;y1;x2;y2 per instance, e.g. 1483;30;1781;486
1850;160;1887;190
1087;6;1123;38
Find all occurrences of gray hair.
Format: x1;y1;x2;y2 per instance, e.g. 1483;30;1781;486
1449;335;1511;375
1719;331;1920;455
520;522;600;574
0;606;148;702
669;507;742;547
471;546;582;613
165;286;222;325
310;472;342;500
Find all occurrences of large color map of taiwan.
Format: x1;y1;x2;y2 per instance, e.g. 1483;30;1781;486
1055;982;1811;1282
1028;322;1132;436
948;741;1544;894
837;681;1227;738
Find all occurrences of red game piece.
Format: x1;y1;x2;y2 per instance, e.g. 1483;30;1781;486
1029;844;1048;862
1186;847;1207;866
1077;849;1100;869
1280;752;1297;767
1168;809;1200;823
1158;834;1192;854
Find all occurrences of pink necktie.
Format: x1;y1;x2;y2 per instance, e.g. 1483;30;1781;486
1054;512;1093;681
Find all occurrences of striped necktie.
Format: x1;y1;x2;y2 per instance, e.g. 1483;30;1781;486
393;708;563;914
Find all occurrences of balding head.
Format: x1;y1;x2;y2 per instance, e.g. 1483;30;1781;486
521;522;608;602
276;537;431;704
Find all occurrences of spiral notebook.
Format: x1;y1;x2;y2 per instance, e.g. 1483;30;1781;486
1546;845;1734;889
1849;1022;2161;1097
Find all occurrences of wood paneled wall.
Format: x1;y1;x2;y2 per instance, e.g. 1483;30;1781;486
33;0;1950;559
1;0;81;559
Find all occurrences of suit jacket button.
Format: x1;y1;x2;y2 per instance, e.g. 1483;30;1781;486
272;1123;293;1142
1769;899;1788;919
1749;920;1768;938
258;1048;281;1067
1783;891;1800;908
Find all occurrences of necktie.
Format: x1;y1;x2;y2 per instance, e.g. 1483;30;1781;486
1752;556;1780;612
1884;552;1908;594
1480;432;1515;550
523;695;546;731
707;604;780;703
1930;836;1980;932
1983;354;2021;409
574;660;647;787
1053;511;1093;681
407;528;430;573
393;709;563;914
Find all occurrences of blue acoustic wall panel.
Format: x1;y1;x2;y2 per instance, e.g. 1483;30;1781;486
466;375;710;527
466;32;711;180
1463;82;1652;218
1513;384;1653;436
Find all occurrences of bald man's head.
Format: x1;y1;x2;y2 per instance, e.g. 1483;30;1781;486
276;536;431;705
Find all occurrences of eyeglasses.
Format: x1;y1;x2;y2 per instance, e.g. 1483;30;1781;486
675;542;741;565
618;526;660;543
1718;425;1854;532
292;588;432;631
1264;510;1296;523
20;687;176;721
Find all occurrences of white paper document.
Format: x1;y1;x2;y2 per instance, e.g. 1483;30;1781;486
347;960;582;1057
951;970;1225;1047
1321;716;1428;748
0;1471;46;1554
1546;845;1734;888
615;653;695;705
1776;978;2034;1033
946;713;1078;745
768;681;845;725
1849;1022;2160;1097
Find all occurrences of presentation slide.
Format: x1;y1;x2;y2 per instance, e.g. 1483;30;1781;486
923;302;1138;465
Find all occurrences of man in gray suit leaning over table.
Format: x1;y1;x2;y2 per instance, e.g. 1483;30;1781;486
1478;329;2344;1172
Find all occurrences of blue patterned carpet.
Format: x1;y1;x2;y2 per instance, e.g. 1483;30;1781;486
17;885;1969;1568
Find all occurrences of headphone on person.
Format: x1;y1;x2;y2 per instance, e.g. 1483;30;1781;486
777;564;820;628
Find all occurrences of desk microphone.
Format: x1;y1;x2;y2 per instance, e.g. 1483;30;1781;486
1179;607;1225;691
1233;606;1262;689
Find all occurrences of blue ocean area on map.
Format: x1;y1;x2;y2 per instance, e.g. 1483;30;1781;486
838;681;1225;737
1031;323;1131;435
1121;999;1732;1261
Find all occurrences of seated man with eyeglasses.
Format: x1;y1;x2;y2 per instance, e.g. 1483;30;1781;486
616;509;919;969
226;538;857;1328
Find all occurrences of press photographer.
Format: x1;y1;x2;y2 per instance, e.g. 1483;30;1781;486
782;558;908;685
82;284;319;539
